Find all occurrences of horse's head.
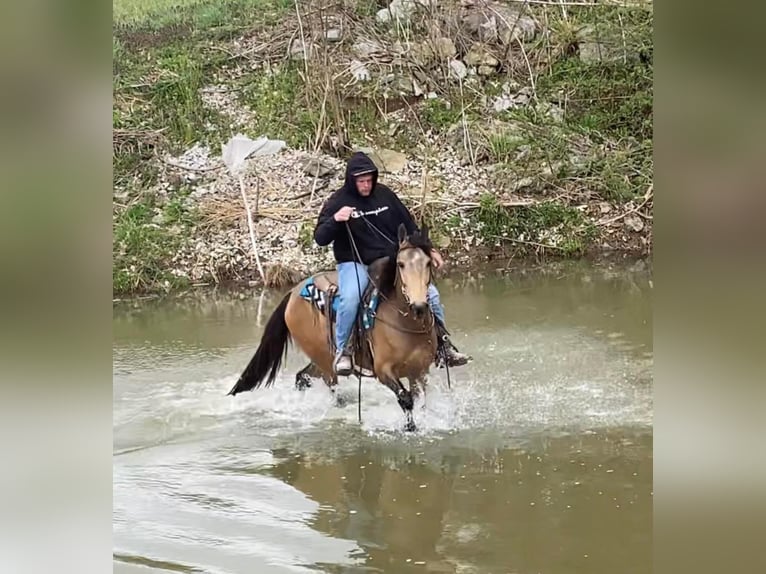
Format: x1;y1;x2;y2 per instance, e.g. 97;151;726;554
395;223;433;320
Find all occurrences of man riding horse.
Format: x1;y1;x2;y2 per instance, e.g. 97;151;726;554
314;151;471;376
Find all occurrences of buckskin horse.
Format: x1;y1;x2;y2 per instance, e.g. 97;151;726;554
227;224;439;431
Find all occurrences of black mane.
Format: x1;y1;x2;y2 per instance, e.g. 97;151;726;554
374;228;434;298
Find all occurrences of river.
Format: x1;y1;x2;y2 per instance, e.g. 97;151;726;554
113;259;652;574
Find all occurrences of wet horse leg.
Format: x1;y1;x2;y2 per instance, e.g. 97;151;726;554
381;376;416;432
409;375;428;410
324;373;345;407
295;361;347;408
295;361;321;390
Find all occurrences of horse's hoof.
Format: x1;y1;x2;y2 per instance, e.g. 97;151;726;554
404;419;417;432
295;377;312;391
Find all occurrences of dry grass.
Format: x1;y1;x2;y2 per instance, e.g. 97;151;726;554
265;263;303;288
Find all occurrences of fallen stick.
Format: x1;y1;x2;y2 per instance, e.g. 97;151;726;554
239;174;266;283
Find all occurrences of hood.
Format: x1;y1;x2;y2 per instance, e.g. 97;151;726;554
344;152;379;196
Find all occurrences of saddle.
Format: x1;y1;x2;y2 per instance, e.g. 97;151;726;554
298;257;390;374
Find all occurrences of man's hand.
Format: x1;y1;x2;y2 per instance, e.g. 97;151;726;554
333;206;355;222
431;249;444;270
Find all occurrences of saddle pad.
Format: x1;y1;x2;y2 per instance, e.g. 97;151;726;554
299;277;339;315
299;277;380;329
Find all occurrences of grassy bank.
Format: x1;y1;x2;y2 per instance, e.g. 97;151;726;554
113;0;653;296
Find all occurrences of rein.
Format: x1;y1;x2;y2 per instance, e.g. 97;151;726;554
343;223;434;333
373;311;434;335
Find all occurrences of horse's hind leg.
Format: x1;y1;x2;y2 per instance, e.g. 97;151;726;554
382;376;416;432
295;362;321;391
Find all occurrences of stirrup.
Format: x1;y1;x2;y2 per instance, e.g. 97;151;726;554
334;350;353;376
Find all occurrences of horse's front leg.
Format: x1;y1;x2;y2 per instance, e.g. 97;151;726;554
381;376;416;432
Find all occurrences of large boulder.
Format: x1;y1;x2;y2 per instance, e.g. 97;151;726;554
376;0;418;24
411;37;457;65
461;2;539;46
464;43;500;67
354;147;408;173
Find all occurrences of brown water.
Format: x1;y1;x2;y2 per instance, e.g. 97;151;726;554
113;259;652;574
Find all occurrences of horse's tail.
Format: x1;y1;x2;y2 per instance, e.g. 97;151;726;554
228;291;292;396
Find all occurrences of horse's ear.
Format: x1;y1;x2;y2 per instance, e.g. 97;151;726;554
421;225;430;242
397;223;407;244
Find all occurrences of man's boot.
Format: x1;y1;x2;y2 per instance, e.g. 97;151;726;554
334;347;353;376
434;321;472;368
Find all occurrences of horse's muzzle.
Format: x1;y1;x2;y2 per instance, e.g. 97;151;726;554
411;302;428;319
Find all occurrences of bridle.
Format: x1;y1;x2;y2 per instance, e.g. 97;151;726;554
344;216;434;333
375;245;434;335
395;245;433;308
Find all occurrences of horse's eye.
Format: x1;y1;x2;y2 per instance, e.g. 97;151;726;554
398;262;405;268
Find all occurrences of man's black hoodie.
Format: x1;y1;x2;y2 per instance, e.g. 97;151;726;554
314;152;418;265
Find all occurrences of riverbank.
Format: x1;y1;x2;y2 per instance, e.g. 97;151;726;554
113;0;653;295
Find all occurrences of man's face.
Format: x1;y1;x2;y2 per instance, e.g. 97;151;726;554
355;174;374;196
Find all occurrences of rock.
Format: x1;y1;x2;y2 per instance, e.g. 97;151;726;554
510;176;535;192
492;95;513;112
465;44;499;68
349;59;370;82
325;29;342;42
354;147;407;173
289;38;311;60
449;59;468;80
537;101;564;122
433;37;457;60
376;8;392;23
301;158;336;178
498;11;538;44
461;4;538;45
492;84;533;110
382;74;414;95
599;202;613;214
352;39;384;58
412;37;456;64
624;214;645;232
477;65;496;77
516;86;533;103
411;42;434;64
579;41;623;64
412;68;428;85
376;0;418;24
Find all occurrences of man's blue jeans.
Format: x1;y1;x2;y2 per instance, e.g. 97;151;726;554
335;261;446;353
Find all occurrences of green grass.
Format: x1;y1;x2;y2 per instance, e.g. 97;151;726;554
485;129;525;163
113;0;292;29
150;50;211;149
114;0;207;24
587;138;653;201
237;64;316;148
538;57;652;141
113;190;199;294
537;4;653;142
473;194;597;256
420;99;463;132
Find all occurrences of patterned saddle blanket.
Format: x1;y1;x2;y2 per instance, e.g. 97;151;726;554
298;271;381;330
